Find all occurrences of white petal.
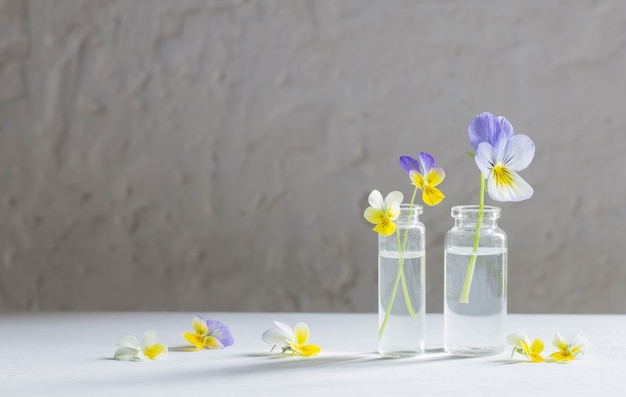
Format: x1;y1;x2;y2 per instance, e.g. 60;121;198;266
571;333;589;349
262;328;290;346
384;191;404;208
504;134;535;172
486;168;533;202
387;202;401;220
141;330;159;350
368;190;384;210
113;346;141;361
474;142;496;177
506;330;529;348
273;321;295;341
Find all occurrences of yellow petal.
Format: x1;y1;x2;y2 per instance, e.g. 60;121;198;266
550;351;573;362
422;186;445;206
294;322;310;346
183;332;204;350
143;343;168;360
530;338;544;355
529;352;545;362
299;344;321;357
192;317;208;336
373;219;396;236
410;171;424;189
203;336;225;350
426;167;445;187
364;207;385;225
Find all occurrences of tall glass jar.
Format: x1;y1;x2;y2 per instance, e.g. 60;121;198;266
444;205;507;357
378;204;425;358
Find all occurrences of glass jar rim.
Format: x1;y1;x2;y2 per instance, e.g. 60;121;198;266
451;205;500;219
399;203;423;215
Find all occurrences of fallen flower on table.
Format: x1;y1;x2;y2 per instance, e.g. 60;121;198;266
183;316;234;350
113;330;168;361
262;321;320;357
550;332;588;362
506;330;545;362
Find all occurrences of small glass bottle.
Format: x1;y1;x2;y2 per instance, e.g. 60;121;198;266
444;205;507;357
378;204;425;358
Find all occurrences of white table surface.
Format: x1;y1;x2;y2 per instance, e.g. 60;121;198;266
1;312;624;396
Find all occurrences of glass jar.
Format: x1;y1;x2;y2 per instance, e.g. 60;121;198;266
378;204;425;358
444;205;507;357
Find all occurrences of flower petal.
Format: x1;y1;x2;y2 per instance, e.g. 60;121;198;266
410;170;424;189
116;335;141;350
550;351;573;362
530;338;545;355
368;190;384;210
184;333;205;350
422;186;445;206
417;152;436;174
486;167;533;202
570;334;588;354
399;156;420;174
384;191;404;209
552;332;568;352
113;346;142;361
364;207;384;225
373;220;396;236
474;142;497;177
299;344;321;357
203;335;225;350
468;112;500;149
497;116;515;138
503;134;535;172
386;203;401;221
506;331;530;349
425;166;445;187
294;322;310;346
192;317;208;336
144;343;168;360
141;330;159;351
206;320;234;347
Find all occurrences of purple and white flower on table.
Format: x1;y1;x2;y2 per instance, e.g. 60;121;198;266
469;112;535;202
183;316;234;350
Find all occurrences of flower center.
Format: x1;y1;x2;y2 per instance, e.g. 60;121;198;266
493;164;513;187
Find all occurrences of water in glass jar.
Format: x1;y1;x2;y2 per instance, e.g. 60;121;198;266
378;250;425;358
444;246;507;356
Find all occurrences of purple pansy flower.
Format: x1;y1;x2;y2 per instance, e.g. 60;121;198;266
183;316;233;350
399;152;445;206
469;112;535;202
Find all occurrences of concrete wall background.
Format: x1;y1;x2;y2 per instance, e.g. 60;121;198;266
1;0;625;313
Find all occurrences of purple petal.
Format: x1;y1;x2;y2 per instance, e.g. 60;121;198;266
468;112;498;149
417;152;436;174
497;116;515;139
206;319;234;347
399;156;420;175
469;112;514;150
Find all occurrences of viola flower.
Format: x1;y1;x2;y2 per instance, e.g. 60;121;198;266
363;189;403;236
469;112;535;202
549;332;588;362
183;316;234;350
262;321;321;357
113;330;168;361
399;152;445;206
506;330;545;362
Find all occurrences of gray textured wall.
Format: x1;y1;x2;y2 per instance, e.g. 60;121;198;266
1;0;625;313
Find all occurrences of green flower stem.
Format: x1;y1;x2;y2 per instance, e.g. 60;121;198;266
459;174;485;303
379;186;419;339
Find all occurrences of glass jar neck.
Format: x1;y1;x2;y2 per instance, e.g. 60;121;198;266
451;205;500;229
395;204;422;225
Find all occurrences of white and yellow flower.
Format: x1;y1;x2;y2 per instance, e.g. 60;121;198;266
114;330;168;361
550;332;588;362
506;330;545;362
363;190;403;236
262;321;320;357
